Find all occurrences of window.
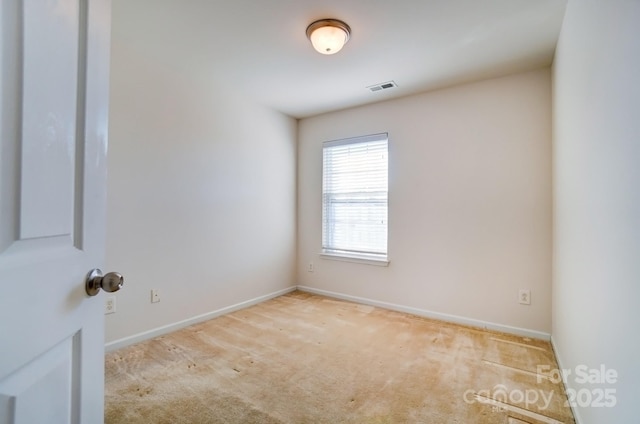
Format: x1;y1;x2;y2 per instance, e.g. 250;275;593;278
322;133;388;264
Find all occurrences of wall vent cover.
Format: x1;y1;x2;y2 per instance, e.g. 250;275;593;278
367;81;398;92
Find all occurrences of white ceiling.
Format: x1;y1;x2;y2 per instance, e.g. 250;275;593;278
114;0;567;119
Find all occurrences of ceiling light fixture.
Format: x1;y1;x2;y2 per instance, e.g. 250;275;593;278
306;19;351;55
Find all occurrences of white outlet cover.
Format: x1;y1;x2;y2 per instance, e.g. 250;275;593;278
518;289;531;305
105;296;116;314
151;289;160;303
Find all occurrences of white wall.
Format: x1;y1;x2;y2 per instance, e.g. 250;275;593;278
105;2;297;344
298;69;552;336
552;1;640;422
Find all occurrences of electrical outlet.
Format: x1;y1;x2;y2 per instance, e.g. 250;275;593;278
308;262;314;272
151;289;160;303
519;289;531;305
105;296;116;314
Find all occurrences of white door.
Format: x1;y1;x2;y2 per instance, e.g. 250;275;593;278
0;0;112;423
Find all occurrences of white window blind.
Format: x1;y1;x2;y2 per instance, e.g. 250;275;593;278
322;133;388;260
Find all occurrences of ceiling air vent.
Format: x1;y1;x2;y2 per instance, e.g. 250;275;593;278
367;81;398;92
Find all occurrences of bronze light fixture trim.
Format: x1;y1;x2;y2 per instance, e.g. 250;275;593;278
306;19;351;55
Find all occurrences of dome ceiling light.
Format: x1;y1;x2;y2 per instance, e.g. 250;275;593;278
306;19;351;55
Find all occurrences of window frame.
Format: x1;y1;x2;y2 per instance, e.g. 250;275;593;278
320;133;390;266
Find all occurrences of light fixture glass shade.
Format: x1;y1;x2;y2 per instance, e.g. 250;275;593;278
306;19;351;55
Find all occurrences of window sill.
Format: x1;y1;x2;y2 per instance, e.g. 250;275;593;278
319;252;390;267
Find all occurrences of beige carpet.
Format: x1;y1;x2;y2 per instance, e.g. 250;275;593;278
105;291;575;423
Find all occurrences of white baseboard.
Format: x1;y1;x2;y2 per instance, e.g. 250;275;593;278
105;286;297;352
550;336;582;424
106;284;551;352
297;285;551;340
